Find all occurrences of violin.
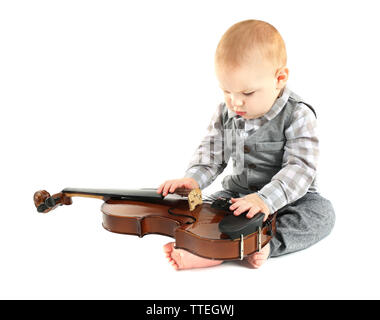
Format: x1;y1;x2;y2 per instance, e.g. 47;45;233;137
33;187;277;260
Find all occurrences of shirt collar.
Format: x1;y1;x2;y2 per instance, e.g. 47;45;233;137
227;86;291;121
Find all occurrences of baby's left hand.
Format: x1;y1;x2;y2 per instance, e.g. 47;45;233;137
229;193;270;221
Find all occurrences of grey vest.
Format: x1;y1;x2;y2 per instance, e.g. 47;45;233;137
221;92;317;195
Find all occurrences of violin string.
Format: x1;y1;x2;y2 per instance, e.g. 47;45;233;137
171;192;217;203
202;194;218;202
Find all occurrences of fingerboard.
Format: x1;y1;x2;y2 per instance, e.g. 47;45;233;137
62;187;164;201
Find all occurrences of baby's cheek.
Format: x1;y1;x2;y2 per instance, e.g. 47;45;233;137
224;96;232;107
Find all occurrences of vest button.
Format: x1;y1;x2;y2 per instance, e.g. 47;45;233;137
243;145;250;153
248;163;256;169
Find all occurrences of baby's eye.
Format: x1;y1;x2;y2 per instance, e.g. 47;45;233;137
243;91;255;96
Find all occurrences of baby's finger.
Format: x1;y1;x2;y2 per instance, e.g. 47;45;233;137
169;182;180;194
162;182;173;196
229;198;242;210
157;183;165;194
246;207;260;219
233;204;251;216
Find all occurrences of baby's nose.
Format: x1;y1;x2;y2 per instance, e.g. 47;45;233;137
232;102;244;110
231;96;244;107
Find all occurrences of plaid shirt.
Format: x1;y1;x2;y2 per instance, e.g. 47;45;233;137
184;86;319;213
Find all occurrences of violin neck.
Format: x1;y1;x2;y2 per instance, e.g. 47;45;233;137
62;187;164;201
34;188;164;214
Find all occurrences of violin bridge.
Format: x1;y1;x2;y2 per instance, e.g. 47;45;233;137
188;188;203;211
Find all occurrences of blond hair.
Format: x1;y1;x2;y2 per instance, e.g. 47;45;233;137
215;19;287;71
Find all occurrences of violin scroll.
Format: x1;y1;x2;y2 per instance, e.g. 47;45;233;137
33;190;72;213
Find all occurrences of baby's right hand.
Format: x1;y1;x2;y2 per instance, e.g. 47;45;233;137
156;177;200;197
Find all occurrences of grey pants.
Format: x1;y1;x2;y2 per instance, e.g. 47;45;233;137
210;190;335;258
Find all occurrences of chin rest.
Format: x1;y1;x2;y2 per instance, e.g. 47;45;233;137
212;196;266;239
219;212;265;239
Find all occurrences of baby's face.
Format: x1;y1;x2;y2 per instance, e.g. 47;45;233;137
215;57;287;119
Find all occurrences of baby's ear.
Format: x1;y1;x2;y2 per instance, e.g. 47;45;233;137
276;67;289;88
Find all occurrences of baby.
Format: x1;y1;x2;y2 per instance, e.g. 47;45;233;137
156;19;335;270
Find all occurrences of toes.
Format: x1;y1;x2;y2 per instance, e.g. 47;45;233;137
248;258;263;269
253;252;265;259
246;250;268;269
171;262;179;270
168;257;180;270
163;242;175;253
163;242;182;270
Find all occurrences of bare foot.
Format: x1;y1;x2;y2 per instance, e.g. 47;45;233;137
163;242;223;270
245;243;270;269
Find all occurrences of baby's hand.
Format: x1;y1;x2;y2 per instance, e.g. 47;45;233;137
229;193;270;221
156;177;199;197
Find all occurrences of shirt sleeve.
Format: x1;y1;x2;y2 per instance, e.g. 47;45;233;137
184;103;231;189
257;103;319;213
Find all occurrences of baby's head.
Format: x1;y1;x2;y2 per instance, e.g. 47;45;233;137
215;19;289;119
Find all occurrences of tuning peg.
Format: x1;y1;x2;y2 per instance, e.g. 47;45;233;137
37;203;48;213
45;197;56;208
34;190;73;213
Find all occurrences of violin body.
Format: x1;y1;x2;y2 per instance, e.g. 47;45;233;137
34;188;276;260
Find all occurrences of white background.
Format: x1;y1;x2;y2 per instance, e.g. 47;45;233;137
1;0;379;299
